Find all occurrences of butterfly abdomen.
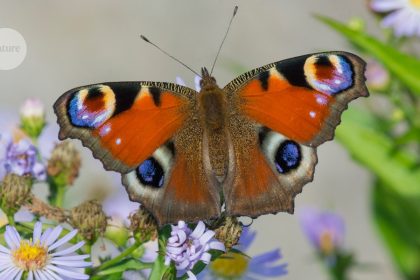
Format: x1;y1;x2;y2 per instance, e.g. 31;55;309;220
198;74;230;179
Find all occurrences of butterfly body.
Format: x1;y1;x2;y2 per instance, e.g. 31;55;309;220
54;51;368;225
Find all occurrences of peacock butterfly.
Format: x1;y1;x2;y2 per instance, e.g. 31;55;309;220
54;9;368;225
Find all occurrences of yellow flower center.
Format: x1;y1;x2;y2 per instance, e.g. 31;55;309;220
410;0;420;9
210;252;249;278
12;241;49;271
319;231;335;255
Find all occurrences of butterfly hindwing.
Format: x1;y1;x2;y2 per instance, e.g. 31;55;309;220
123;118;221;225
223;51;367;217
54;81;221;225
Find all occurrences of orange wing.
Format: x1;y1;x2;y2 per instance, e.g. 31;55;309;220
54;82;192;173
223;52;368;217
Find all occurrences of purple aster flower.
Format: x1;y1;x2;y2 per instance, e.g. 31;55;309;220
365;59;390;91
165;221;226;279
198;227;288;279
299;207;345;256
370;0;420;37
176;76;202;91
0;133;46;181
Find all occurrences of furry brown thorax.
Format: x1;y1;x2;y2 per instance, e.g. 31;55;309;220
198;67;228;132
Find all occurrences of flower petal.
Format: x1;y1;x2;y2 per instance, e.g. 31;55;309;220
52;255;90;261
0;266;20;280
44;226;63;247
50;241;85;257
237;227;256;251
208;240;225;252
33;222;43;243
48;229;78;251
45;265;89;280
249;249;282;265
5;226;21;249
198;230;215;245
40;228;53;245
190;221;205;239
0;244;10;254
42;269;63;280
176;77;186;86
187;270;197;280
50;260;92;268
371;0;405;12
194;75;201;92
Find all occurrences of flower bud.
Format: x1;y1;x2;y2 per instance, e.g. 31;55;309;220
104;217;130;247
20;98;45;139
70;200;107;242
366;59;390;91
129;206;157;242
213;217;243;250
47;141;81;186
0;173;32;214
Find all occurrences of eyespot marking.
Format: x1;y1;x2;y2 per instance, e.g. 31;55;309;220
275;140;301;174
68;85;116;128
136;157;165;188
304;54;354;95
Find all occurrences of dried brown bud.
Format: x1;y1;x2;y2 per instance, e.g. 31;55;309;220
0;174;32;213
70;200;107;242
129;206;157;242
47;141;81;186
214;217;243;250
25;195;67;223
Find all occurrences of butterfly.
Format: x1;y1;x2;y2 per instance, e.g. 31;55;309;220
54;52;368;226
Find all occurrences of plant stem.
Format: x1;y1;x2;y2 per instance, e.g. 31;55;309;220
52;185;66;208
93;240;142;273
7;214;15;226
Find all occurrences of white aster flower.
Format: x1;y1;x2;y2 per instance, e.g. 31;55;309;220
371;0;420;37
0;222;91;280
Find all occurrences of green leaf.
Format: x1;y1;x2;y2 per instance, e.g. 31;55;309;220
317;16;420;96
373;180;420;279
336;108;420;197
97;259;152;276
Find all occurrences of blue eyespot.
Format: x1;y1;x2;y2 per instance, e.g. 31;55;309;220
136;157;164;188
275;140;301;174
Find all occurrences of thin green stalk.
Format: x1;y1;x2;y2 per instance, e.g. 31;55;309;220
93;240;142;273
7;214;15;226
47;177;67;207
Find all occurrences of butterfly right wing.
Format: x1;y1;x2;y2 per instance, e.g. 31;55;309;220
223;52;367;218
54;82;221;225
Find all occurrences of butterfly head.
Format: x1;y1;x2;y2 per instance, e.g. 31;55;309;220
199;67;217;91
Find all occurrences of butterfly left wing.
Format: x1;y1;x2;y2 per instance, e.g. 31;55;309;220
223;51;368;217
54;82;221;225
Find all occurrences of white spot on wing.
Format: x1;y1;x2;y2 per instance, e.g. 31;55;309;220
309;111;316;118
116;138;121;145
316;95;328;105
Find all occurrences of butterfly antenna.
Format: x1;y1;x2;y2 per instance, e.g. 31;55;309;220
210;6;238;75
140;35;201;77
